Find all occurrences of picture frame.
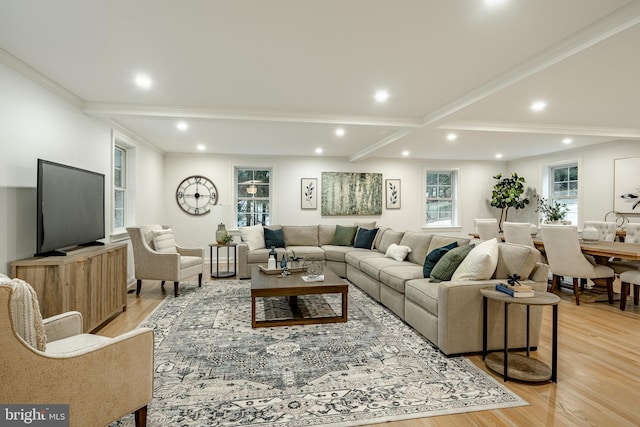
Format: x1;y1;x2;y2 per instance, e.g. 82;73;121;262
321;172;382;215
301;178;317;209
386;179;401;209
614;156;640;213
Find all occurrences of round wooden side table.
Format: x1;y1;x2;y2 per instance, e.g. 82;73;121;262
481;288;560;382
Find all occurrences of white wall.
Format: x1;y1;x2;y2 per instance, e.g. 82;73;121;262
507;140;640;227
0;63;165;277
164;154;508;255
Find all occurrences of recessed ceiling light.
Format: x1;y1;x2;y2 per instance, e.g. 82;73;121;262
563;137;573;144
315;147;323;154
196;144;206;151
335;128;345;137
402;150;410;157
134;73;153;90
446;133;458;141
530;101;546;112
177;121;189;131
495;153;503;159
374;90;389;103
484;0;507;6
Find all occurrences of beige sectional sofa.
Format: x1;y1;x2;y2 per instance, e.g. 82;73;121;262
237;224;549;356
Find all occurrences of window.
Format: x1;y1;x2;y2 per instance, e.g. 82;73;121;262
425;170;458;226
113;145;126;229
549;163;578;225
235;168;271;227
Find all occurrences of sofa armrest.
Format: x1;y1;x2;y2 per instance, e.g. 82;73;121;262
530;262;550;283
177;246;204;258
237;243;250;279
43;311;83;341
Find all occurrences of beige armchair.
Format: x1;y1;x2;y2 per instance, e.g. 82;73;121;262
0;277;153;427
127;225;204;297
541;224;615;305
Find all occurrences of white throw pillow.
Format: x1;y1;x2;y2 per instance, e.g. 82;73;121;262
240;224;266;251
151;229;177;254
384;243;412;262
451;237;499;281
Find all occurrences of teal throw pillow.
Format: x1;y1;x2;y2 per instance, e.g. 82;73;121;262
423;241;458;278
331;225;358;246
353;227;379;249
264;228;285;248
429;244;474;283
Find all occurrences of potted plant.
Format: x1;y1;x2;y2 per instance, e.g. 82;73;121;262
490;172;530;231
535;197;570;224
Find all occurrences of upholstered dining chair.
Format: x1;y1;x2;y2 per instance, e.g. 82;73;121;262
540;224;615;305
474;218;501;241
0;274;153;426
619;269;640;311
583;221;617;242
502;221;535;247
127;225;204;297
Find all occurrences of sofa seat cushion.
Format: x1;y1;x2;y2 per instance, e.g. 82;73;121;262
380;264;424;293
283;225;319;246
247;247;285;264
399;231;434;265
286;246;325;261
345;250;384;268
360;257;406;281
180;256;203;269
405;279;439;316
323;245;366;263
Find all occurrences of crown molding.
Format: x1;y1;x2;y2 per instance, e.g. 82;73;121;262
101;117;163;153
82;102;422;128
440;121;640;139
0;48;84;108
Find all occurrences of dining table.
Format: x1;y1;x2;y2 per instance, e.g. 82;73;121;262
532;237;640;261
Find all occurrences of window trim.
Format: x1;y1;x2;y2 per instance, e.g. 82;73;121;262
111;130;136;240
540;158;582;226
234;166;273;227
423;168;460;230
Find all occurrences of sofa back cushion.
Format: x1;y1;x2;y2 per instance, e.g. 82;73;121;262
373;227;388;250
427;235;471;253
493;243;541;279
319;224;336;246
399;231;434;265
283;225;319;246
378;230;404;254
151;229;177;253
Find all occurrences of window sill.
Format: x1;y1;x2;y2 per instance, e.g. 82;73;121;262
110;230;130;242
421;225;462;233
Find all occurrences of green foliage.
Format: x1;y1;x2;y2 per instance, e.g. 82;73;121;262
490;172;530;229
535;197;569;222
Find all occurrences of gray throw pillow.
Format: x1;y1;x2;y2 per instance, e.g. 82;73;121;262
429;244;474;283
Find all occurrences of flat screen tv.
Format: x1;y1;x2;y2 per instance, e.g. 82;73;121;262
36;159;105;256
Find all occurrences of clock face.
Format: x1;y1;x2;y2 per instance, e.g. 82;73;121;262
176;175;218;215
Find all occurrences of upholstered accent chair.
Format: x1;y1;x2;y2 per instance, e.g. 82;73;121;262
127;225;204;297
541;224;615;305
502;221;535;247
474;218;500;241
0;275;153;426
619;269;640;311
583;221;617;242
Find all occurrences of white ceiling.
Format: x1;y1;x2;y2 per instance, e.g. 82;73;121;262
1;0;639;161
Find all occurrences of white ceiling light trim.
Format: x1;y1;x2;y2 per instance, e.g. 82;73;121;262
134;73;153;90
440;121;640;138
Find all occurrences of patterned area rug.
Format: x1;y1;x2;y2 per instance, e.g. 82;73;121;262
112;280;526;426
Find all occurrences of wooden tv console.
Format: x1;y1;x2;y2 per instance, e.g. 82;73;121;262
11;243;127;332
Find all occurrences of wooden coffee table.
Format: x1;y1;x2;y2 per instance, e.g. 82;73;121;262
250;265;348;328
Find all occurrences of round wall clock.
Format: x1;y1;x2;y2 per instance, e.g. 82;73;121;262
175;175;218;215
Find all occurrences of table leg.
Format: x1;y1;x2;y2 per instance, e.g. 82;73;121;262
251;295;257;328
526;305;530;357
552;304;558;382
341;289;348;321
482;296;488;360
209;245;214;277
503;302;509;382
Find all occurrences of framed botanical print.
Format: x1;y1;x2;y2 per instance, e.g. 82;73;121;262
386;179;401;209
301;178;317;209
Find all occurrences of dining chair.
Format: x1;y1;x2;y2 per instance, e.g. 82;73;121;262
583;221;617;242
502;221;535;247
608;223;640;274
540;224;615;305
619;269;640;311
474;218;500;241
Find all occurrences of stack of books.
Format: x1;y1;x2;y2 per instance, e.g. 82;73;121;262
495;282;535;298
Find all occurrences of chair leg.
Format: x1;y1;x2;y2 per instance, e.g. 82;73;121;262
550;274;561;292
160;281;165;288
605;277;614;305
174;281;179;297
620;281;629;311
198;273;203;288
134;405;147;427
634;284;639;306
136;279;142;295
573;277;580;305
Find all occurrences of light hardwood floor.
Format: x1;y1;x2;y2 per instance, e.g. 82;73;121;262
96;277;640;427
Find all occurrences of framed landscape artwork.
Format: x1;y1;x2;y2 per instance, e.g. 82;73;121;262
321;172;382;216
386;179;401;209
301;178;317;209
614;156;640;213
